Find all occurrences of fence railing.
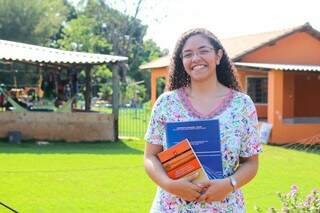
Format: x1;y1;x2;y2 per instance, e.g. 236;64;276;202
118;107;150;139
93;105;151;139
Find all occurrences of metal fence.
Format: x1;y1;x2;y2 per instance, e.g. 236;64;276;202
118;107;151;139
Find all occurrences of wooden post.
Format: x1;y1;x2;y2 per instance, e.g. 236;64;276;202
111;63;120;141
85;65;92;111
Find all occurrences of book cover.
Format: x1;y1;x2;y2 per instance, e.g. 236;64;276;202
165;119;223;179
157;139;209;184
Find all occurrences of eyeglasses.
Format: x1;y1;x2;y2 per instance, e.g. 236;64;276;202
181;47;215;60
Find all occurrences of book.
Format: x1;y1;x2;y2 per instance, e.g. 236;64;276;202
157;139;209;184
165;119;223;179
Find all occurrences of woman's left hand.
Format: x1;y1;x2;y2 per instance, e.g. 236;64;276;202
197;178;233;202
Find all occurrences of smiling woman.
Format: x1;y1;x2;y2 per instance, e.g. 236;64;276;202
181;35;222;84
144;28;262;212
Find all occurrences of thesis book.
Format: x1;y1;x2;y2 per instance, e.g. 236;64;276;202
166;119;223;179
157;139;209;184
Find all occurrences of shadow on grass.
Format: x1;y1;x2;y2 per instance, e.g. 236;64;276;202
267;143;320;154
0;139;144;155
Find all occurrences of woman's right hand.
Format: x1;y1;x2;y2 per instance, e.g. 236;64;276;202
164;172;203;201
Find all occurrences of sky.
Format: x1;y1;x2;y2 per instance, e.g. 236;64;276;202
72;0;320;53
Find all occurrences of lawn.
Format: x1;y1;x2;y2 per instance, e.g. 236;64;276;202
0;140;319;213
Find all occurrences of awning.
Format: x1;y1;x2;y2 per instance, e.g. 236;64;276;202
235;62;320;72
0;39;127;65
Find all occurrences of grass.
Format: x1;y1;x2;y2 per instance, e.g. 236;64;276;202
0;140;319;213
0;139;153;213
243;144;320;211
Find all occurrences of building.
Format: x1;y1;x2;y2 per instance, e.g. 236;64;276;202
140;23;320;144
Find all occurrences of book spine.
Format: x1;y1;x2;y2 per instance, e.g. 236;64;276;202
163;149;195;171
157;139;190;162
167;158;201;179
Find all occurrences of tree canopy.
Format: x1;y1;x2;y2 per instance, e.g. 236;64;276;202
0;0;69;45
0;0;165;103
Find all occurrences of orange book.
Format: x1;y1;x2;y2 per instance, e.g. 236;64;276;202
157;139;208;184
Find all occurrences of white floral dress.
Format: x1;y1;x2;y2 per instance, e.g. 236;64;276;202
145;87;262;213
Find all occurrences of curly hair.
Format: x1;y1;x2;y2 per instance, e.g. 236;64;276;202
167;28;241;92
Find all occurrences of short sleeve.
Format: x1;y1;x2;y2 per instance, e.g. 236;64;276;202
240;95;262;157
144;94;167;146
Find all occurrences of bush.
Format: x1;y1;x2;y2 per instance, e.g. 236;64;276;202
255;185;320;213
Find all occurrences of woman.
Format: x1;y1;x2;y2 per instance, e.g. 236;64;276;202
144;28;262;212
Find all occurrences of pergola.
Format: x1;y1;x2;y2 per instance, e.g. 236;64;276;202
0;39;127;141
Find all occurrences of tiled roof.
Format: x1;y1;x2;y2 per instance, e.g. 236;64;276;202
0;39;128;65
140;23;320;69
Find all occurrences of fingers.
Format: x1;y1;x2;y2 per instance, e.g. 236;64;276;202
192;185;203;194
182;189;201;202
196;180;211;188
197;193;215;203
185;172;199;181
197;193;206;202
173;177;205;202
186;182;203;200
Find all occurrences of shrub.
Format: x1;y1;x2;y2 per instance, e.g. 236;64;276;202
255;185;320;213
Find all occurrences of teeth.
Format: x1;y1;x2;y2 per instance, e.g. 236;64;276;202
192;65;205;70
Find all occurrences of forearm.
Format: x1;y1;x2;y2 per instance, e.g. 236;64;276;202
144;154;172;189
232;155;259;190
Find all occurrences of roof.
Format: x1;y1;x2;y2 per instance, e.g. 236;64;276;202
235;62;320;72
140;23;320;69
0;39;128;65
224;22;320;60
139;55;170;69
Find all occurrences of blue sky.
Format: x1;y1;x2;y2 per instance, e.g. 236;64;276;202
71;0;320;52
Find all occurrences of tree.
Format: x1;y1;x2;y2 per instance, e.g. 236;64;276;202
142;39;164;63
57;14;113;99
78;0;149;76
77;0;165;101
0;0;69;45
59;0;165;101
57;15;111;53
120;78;146;106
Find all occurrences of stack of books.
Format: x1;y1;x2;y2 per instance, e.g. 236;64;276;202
157;119;223;182
157;139;208;184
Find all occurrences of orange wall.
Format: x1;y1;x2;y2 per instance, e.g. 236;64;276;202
282;72;295;118
294;72;320;116
272;123;320;144
241;32;320;64
237;69;268;118
268;70;320;144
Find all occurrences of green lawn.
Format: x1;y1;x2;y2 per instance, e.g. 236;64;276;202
0;140;319;213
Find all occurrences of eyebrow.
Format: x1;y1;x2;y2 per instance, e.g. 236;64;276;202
182;45;212;52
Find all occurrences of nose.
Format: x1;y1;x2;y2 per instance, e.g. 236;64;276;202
191;52;201;61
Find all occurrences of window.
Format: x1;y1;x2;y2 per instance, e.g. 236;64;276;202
246;77;268;104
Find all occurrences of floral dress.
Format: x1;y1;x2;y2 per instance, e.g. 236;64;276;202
144;87;262;213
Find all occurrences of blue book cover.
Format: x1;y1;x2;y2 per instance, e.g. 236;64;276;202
165;119;223;179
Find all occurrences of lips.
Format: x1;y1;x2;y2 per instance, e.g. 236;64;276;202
192;64;206;71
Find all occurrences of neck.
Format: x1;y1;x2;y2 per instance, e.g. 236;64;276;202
189;76;222;97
